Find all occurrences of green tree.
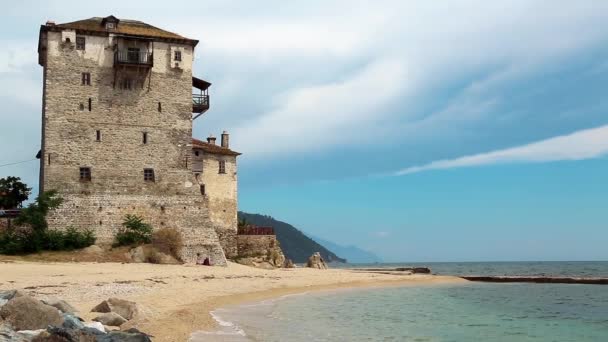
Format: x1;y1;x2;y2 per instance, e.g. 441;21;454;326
114;214;153;246
0;176;32;209
12;190;63;252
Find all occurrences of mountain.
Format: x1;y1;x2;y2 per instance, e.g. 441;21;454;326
314;237;383;264
238;212;346;263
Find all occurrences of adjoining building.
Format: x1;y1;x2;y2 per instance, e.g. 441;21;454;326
36;16;240;265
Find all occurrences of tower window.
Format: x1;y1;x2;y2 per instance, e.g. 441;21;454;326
200;184;205;196
88;98;92;111
82;72;91;85
144;168;155;182
96;130;101;141
218;160;226;174
142;132;148;144
79;103;84;111
158;102;162;112
106;22;116;30
194;151;200;157
79;167;91;181
174;51;182;61
76;36;85;50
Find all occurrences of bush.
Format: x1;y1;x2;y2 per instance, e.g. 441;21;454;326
151;227;183;260
45;227;96;251
0;227;96;254
114;214;152;247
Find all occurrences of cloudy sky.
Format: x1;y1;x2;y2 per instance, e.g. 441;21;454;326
2;1;608;261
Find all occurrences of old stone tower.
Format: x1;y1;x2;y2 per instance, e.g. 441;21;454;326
36;16;240;265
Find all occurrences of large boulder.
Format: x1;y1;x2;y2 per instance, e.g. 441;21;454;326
128;247;146;263
91;298;138;320
33;325;103;342
306;252;328;269
42;299;78;315
82;245;103;254
0;296;64;331
93;313;127;327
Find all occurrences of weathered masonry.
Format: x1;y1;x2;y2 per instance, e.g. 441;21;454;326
36;16;240;265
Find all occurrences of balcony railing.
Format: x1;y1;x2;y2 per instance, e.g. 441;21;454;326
193;94;210;113
114;50;153;67
238;226;275;236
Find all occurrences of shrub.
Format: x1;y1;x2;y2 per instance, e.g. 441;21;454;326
114;214;152;247
46;227;96;251
0;227;96;254
151;227;183;260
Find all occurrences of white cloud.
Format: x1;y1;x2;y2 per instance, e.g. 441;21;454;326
395;125;608;175
231;58;408;158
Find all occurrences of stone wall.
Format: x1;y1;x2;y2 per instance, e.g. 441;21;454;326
197;152;238;258
39;29;228;265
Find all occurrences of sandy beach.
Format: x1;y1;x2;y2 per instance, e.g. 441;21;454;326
0;261;466;341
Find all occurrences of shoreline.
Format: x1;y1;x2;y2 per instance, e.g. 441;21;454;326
0;260;466;341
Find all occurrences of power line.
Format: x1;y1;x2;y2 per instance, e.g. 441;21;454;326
0;159;37;168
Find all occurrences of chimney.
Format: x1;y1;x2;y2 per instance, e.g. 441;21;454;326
46;20;56;26
207;134;216;145
221;131;229;148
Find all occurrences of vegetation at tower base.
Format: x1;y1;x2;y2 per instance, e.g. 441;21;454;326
238;212;346;263
151;227;184;260
0;176;32;209
0;190;96;254
114;214;153;247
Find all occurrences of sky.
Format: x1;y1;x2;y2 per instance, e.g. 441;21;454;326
1;1;608;262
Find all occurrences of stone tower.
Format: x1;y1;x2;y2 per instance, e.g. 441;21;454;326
37;16;239;265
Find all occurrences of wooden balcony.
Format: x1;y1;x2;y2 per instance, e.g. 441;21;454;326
193;94;209;114
114;50;153;68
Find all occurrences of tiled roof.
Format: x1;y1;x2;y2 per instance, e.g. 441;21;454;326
46;16;197;45
192;139;241;156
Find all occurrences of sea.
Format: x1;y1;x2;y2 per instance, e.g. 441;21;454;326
190;261;608;341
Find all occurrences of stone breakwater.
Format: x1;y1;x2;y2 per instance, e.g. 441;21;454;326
0;290;151;341
461;276;608;285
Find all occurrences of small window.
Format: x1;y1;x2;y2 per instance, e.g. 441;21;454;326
79;167;91;181
88;98;92;111
158;102;162;112
82;72;90;86
96;130;101;141
48;154;51;165
200;184;205;196
142;132;148;144
174;50;182;61
106;22;115;30
65;37;71;43
76;36;85;50
218;160;226;174
194;151;200;157
144;168;155;182
79;103;84;111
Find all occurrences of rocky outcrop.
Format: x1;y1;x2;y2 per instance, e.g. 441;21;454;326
283;259;295;268
91;298;138;320
306;252;328;269
0;292;150;342
93;312;127;327
0;295;64;331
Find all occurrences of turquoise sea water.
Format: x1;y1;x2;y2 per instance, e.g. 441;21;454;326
191;262;608;342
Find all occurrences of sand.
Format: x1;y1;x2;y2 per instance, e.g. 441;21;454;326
0;261;466;341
